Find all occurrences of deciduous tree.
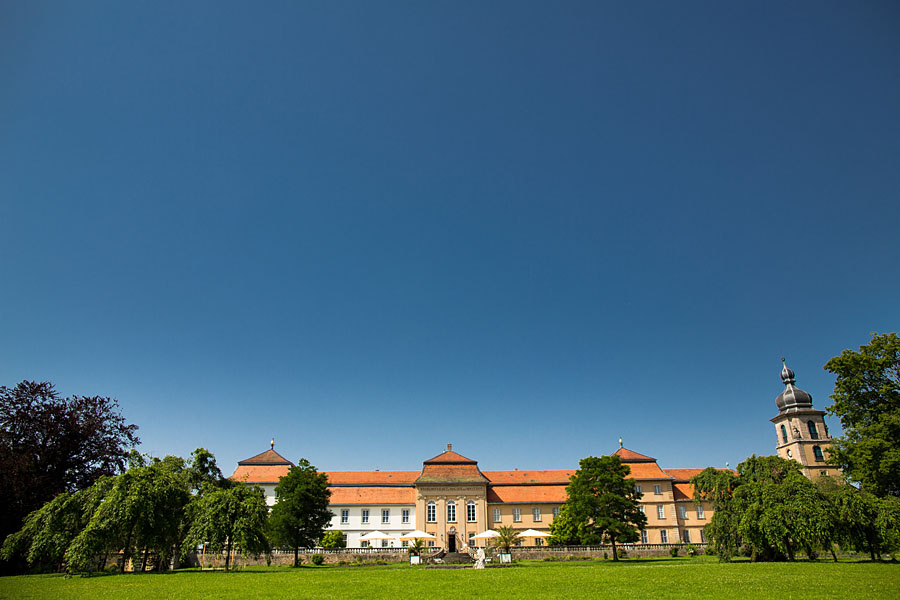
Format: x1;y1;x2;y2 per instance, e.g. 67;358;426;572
182;485;269;571
824;332;900;497
268;459;332;567
0;381;139;548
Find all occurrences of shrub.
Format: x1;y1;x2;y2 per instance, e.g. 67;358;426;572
705;545;716;556
617;548;628;559
685;544;697;557
669;546;680;557
311;554;324;566
293;555;303;566
603;552;608;560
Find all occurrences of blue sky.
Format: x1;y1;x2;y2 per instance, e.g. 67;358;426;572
1;1;898;476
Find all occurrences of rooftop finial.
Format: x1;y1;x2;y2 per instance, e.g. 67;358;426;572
618;438;623;448
780;359;795;385
270;438;275;450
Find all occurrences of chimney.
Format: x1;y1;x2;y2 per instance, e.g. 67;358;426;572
447;443;452;452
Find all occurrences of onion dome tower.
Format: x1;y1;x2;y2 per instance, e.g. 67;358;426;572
770;359;840;480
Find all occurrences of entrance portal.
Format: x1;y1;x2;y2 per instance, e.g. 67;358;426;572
448;532;456;552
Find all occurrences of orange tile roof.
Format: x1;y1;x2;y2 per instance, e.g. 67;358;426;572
612;447;657;462
231;464;291;483
664;468;707;482
237;448;293;466
328;486;416;505
487;485;568;503
673;482;695;502
325;471;419;485
423;449;478;464
624;462;673;480
483;470;574;484
417;463;489;483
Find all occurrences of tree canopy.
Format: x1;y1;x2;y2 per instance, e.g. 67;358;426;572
548;455;646;561
267;458;332;567
824;332;900;497
0;381;139;547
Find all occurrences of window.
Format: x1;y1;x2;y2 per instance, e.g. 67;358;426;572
653;485;662;495
533;507;541;522
427;501;436;523
697;505;705;519
342;534;348;546
427;540;435;547
635;485;642;494
552;507;560;519
447;500;456;522
657;505;665;519
639;505;645;514
467;501;476;523
381;539;389;548
340;509;349;524
700;529;707;543
678;505;687;519
513;508;522;522
401;540;408;547
535;537;544;546
493;508;501;523
361;509;369;524
660;530;668;543
641;530;648;544
808;420;819;440
382;509;390;524
360;540;369;548
781;424;788;444
683;530;691;543
402;509;410;524
813;446;825;462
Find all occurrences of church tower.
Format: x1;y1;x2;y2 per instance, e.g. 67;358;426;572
770;360;841;480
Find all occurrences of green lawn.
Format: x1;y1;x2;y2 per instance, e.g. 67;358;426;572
2;557;898;600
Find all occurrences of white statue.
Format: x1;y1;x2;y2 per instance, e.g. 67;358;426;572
474;547;486;569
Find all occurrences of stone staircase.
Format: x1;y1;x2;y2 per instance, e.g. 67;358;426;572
442;552;474;565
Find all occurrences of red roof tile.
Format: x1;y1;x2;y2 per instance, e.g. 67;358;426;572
325;471;419;485
417;463;488;483
423;450;478;464
673;482;695;501
624;462;673;480
237;448;294;466
231;464;291;483
487;485;568;503
329;487;416;505
483;470;574;484
612;447;657;462
664;468;707;482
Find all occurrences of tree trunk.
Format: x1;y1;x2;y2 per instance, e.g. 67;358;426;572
140;545;149;572
122;528;134;573
611;538;618;561
830;545;838;562
225;540;232;572
294;546;299;568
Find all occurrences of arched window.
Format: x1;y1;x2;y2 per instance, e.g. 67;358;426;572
813;446;825;462
780;424;788;444
447;500;457;522
807;420;819;440
426;501;436;523
467;500;476;522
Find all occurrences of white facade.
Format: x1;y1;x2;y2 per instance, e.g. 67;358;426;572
328;505;417;548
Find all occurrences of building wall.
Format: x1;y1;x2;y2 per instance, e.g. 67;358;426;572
328;505;416;548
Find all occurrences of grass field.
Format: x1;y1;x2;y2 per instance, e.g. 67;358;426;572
2;557;898;600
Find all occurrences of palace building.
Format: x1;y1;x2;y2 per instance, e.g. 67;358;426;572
232;442;716;550
231;363;836;551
